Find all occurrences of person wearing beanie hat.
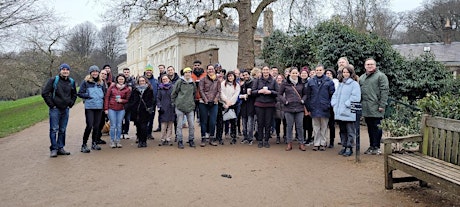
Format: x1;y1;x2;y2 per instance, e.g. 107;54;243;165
77;64;106;153
144;63;159;140
60;63;71;71
41;63;77;157
88;65;100;74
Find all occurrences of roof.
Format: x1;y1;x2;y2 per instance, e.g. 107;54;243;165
392;42;460;66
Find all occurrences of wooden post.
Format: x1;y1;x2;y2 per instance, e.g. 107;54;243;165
421;114;429;154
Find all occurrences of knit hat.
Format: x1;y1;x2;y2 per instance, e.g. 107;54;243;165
88;65;100;74
214;63;222;68
59;63;70;71
183;67;192;73
145;64;153;71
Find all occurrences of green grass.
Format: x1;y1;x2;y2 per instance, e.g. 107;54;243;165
0;94;81;138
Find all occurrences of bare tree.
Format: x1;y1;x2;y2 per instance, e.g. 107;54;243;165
96;24;125;68
0;0;52;49
65;21;98;59
399;0;460;43
331;0;403;40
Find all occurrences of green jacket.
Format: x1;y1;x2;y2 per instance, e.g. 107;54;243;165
171;77;196;113
359;69;389;118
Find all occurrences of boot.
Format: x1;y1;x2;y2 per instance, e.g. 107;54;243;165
263;140;270;148
343;147;353;157
338;147;346;155
200;138;207;147
285;142;292;151
328;137;334;148
189;140;196;148
299;143;306;151
276;135;280;144
257;141;263;148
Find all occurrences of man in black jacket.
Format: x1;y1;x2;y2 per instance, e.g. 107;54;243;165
41;63;77;157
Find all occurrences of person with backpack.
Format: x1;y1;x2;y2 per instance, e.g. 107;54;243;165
77;65;107;153
41;63;77;157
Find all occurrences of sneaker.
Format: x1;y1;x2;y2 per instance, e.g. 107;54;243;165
338;148;346;155
159;140;167;146
91;143;101;150
343;148;353;157
116;142;122;148
372;148;382;155
319;146;326;151
57;148;71;155
364;147;374;154
178;141;184;149
81;144;91;153
147;134;154;140
241;139;248;144
110;142;116;148
248;140;253;145
124;134;130;139
200;138;206;147
50;150;58;158
230;139;236;145
189;140;196;148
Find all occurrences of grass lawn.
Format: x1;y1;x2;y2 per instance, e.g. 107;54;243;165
0;95;81;138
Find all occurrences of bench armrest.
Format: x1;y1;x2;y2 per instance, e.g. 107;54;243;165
383;134;423;144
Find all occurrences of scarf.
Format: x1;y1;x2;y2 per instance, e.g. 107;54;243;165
136;85;147;95
159;83;172;89
289;76;298;85
208;74;216;80
116;83;126;90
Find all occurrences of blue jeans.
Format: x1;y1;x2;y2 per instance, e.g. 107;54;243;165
108;109;125;142
242;115;254;141
49;108;69;151
175;108;195;142
198;103;218;137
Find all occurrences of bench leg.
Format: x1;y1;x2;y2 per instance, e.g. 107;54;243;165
385;167;394;189
419;180;428;187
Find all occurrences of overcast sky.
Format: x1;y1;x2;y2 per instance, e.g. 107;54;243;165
49;0;424;29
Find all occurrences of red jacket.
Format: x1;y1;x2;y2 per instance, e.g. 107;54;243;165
104;84;131;111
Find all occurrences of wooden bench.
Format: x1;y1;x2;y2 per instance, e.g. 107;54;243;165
383;114;460;195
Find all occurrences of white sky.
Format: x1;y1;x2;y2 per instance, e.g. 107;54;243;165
48;0;424;29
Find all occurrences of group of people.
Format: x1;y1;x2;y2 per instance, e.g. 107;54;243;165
42;57;389;158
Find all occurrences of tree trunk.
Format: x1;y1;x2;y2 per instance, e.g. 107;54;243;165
237;0;256;70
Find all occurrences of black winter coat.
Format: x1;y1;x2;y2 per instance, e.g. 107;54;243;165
240;79;255;117
157;83;176;122
128;86;154;124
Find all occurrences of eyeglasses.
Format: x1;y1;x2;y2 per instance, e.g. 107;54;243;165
365;63;375;66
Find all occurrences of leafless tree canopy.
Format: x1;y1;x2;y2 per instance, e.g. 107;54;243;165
65;22;98;58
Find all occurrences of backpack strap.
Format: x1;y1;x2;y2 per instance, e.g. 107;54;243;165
53;76;75;99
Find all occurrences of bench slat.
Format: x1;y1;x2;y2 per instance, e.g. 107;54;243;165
445;131;453;164
426;116;460;132
454;132;460;165
439;129;446;161
403;153;460;178
389;154;460;184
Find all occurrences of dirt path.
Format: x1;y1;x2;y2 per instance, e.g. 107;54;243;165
0;103;458;206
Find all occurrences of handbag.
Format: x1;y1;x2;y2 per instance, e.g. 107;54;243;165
222;108;237;121
291;86;308;115
101;120;110;134
140;96;153;115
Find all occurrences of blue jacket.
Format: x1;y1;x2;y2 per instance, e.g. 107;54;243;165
78;75;106;109
331;78;361;121
305;75;335;118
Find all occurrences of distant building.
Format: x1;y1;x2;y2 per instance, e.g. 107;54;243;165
119;9;273;78
392;42;460;78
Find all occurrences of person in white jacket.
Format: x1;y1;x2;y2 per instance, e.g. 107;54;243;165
331;65;361;157
219;71;241;144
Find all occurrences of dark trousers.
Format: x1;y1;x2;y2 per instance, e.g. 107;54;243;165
303;115;313;141
83;109;103;145
136;120;149;143
216;103;224;140
255;107;275;141
122;111;131;134
274;118;286;137
365;117;382;149
328;108;335;143
146;105;156;136
96;113;108;140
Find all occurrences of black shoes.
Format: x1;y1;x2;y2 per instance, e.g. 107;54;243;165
138;141;147;148
263;141;270;148
50;150;58;157
96;139;106;144
81;144;90;153
257;141;263;148
57;148;71;155
178;141;184;149
230;138;236;145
